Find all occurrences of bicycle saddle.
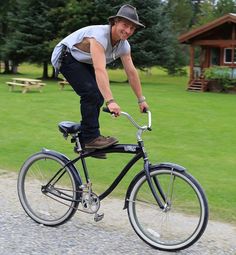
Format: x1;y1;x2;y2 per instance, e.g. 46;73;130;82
58;121;81;135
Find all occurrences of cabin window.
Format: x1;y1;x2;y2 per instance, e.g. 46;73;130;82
224;48;236;63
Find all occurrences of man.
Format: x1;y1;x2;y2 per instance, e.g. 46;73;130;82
51;4;149;152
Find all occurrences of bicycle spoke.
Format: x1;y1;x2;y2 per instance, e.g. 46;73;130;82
127;198;160;209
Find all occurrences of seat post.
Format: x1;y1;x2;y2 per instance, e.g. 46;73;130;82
74;134;82;152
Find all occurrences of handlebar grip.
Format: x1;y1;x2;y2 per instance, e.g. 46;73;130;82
142;107;148;113
102;107;113;114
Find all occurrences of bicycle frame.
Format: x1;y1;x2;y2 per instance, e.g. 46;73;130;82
40;145;140;204
73;143;143;201
42;142;168;210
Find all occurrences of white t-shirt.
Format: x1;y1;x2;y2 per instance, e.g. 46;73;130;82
51;25;130;69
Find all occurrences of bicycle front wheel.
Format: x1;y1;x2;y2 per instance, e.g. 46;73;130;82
18;152;80;226
127;167;208;251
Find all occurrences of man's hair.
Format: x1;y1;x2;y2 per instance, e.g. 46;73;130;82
109;17;123;26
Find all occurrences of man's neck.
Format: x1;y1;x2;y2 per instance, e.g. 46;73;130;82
111;26;120;47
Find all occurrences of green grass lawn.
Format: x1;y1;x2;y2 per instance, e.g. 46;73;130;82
0;64;235;224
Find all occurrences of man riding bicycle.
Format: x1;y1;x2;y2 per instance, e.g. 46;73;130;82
51;4;149;153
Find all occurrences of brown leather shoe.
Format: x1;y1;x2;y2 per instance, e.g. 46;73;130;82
84;136;118;149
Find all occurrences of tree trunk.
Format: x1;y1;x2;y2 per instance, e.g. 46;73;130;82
11;61;18;74
4;60;10;73
51;66;56;79
42;61;48;79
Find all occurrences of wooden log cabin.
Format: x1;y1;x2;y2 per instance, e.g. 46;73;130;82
178;13;236;92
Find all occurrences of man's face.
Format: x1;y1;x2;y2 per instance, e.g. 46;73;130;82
113;18;137;40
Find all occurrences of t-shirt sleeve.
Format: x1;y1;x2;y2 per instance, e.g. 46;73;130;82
82;27;108;50
121;40;131;55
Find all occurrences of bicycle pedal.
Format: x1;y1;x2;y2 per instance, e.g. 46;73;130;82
94;213;104;222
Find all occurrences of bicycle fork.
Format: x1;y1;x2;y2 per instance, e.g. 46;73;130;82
140;141;166;210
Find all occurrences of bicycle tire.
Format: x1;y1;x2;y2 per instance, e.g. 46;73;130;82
17;152;80;226
127;167;208;251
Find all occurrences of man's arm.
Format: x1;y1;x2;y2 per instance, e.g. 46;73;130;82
121;53;149;111
89;38;121;115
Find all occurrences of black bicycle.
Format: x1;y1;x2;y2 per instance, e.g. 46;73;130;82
17;109;208;251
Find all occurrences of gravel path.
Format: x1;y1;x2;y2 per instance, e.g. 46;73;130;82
0;169;235;255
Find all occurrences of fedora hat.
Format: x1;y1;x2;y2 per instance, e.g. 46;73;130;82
108;4;145;28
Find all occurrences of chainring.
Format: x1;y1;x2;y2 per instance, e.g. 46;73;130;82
81;192;100;213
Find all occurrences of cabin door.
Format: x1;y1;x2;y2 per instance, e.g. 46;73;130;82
210;47;221;66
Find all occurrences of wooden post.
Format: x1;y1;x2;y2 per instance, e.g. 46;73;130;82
189;46;194;81
232;24;236;67
205;47;210;67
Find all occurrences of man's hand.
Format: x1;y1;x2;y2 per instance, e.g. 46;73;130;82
139;101;149;113
107;102;121;117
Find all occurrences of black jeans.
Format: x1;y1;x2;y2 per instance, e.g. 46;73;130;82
60;53;104;143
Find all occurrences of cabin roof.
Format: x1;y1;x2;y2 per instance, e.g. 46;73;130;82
179;13;236;44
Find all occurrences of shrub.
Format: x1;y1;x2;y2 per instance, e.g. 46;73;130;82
204;66;233;92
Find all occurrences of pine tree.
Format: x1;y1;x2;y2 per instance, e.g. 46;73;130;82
128;0;185;73
167;0;194;34
193;0;216;27
4;0;67;78
0;0;18;73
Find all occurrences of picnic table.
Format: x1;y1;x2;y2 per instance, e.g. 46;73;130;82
6;78;46;93
58;79;69;90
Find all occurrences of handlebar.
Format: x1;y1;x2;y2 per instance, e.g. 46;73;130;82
102;107;152;132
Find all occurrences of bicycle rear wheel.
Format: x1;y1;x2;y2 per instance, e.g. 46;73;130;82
127;167;208;251
18;152;80;226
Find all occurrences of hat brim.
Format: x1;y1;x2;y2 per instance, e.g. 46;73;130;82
108;15;145;28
